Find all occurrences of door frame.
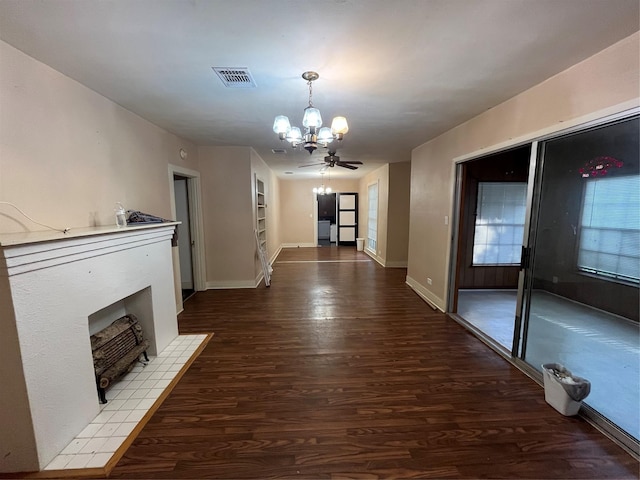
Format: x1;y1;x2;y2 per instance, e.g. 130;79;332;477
168;164;206;293
337;192;358;246
446;105;640;316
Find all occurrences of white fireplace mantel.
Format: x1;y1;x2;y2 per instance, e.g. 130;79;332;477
0;223;180;473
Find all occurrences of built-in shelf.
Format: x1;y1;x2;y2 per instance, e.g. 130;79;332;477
256;177;267;250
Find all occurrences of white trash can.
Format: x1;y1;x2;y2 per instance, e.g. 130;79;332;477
356;238;364;251
542;363;590;416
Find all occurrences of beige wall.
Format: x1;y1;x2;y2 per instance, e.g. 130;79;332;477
0;40;199;234
198;146;255;287
386;162;411;266
359;165;389;263
358;162;411;267
279;177;360;246
407;32;640;311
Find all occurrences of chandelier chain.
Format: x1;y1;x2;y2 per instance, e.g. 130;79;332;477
308;80;313;107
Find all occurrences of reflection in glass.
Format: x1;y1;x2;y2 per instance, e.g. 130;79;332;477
523;116;639;440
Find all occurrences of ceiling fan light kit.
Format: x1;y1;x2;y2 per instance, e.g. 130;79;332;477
272;71;349;155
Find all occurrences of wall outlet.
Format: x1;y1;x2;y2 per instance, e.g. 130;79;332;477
427;277;433;285
552;276;559;284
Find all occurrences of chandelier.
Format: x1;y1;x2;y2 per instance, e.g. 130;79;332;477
272;71;349;155
312;172;332;195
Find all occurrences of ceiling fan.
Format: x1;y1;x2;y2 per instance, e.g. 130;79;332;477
298;151;363;170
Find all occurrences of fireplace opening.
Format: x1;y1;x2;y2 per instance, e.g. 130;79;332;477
90;314;149;403
88;287;156;402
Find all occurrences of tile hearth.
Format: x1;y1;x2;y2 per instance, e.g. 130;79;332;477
43;334;209;472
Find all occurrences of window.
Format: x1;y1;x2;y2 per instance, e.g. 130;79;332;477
577;175;640;283
367;182;378;252
473;182;527;265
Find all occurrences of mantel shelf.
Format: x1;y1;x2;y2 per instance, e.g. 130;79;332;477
0;221;180;248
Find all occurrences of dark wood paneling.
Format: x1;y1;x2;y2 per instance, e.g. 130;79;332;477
106;247;636;479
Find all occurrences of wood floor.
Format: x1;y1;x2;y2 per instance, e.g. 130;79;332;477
108;247;638;479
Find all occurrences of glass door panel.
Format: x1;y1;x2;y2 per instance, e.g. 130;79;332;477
521;115;639;441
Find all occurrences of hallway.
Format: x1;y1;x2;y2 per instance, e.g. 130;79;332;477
109;247;637;478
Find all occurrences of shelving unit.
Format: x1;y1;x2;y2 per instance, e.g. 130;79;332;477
256;176;266;251
255;175;271;286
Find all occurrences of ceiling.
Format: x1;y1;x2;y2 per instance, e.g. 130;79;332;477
0;0;638;179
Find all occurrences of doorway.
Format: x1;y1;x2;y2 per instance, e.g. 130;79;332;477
168;164;205;312
519;115;639;445
173;174;195;301
317;192;336;246
450;145;531;350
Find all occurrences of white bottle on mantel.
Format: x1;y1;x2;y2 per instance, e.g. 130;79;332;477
115;202;127;228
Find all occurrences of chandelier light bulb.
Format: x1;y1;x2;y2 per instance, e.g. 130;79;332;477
302;107;322;130
331;116;349;138
317;127;334;146
286;126;302;145
273;115;291;139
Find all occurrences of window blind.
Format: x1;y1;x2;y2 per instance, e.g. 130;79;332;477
473;182;527;265
578;175;640;283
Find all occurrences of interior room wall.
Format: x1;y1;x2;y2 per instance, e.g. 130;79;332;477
279;177;360;246
359;165;389;264
407;32;640;311
0;40;199;234
386;162;411;267
358;162;410;267
198;146;256;288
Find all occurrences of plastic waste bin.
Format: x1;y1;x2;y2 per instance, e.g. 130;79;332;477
542;363;591;416
356;238;364;251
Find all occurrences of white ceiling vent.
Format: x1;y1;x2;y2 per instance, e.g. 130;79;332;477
271;148;287;154
212;67;256;88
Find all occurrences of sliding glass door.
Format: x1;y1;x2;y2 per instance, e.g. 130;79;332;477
519;115;639;443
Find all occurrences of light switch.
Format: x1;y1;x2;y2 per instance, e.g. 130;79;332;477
444;215;449;225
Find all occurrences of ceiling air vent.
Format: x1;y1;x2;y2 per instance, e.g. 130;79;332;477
272;148;287;154
212;67;257;88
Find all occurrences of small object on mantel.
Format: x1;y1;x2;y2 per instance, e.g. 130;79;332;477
126;210;168;224
125;210;179;246
115;203;127;228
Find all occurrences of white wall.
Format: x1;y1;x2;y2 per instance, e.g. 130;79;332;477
0;40;199;234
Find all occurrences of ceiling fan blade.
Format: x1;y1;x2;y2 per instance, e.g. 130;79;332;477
338;163;358;170
298;163;325;168
340;161;363;165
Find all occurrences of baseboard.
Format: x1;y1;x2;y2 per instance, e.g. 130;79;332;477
364;248;385;266
281;243;317;248
206;280;258;289
270;245;282;264
405;275;446;312
363;250;407;268
385;260;408;268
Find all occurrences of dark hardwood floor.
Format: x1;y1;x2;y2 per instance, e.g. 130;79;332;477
109;247;638;479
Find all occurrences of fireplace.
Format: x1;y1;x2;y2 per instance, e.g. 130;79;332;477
0;223;179;473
